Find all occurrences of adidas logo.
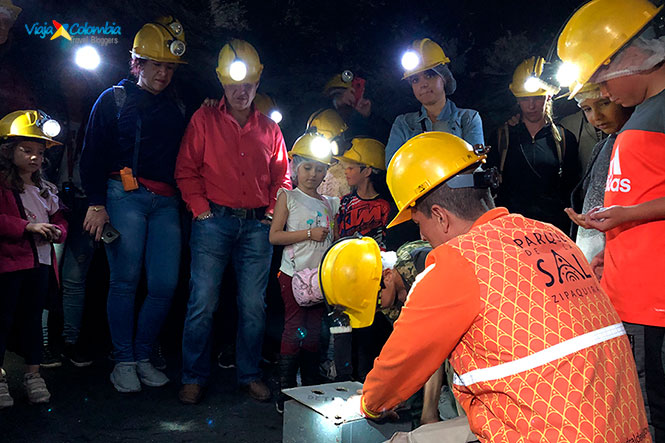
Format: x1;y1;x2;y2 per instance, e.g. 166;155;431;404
605;144;631;193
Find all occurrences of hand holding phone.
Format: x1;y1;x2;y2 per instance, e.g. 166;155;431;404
351;77;365;103
101;223;121;244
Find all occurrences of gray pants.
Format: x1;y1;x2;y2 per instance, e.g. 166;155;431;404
385;416;478;443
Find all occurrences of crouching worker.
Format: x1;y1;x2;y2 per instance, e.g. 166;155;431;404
360;132;650;442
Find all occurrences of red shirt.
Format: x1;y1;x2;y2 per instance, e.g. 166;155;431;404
175;98;291;217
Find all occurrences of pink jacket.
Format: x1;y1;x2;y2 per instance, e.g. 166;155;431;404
0;184;67;276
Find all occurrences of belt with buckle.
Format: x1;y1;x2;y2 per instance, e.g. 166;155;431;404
216;204;265;220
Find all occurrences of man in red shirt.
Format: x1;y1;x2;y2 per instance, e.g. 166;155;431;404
175;39;290;404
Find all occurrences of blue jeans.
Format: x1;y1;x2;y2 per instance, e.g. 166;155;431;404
59;197;96;344
182;204;272;385
105;179;181;362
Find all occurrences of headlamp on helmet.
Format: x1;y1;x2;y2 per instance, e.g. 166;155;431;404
524;76;541;93
556;61;580;88
269;110;283;124
36;111;61;138
75;45;101;71
311;135;333;159
401;50;420;71
40;119;61;138
154;20;186;58
446;166;499;190
227;41;248;82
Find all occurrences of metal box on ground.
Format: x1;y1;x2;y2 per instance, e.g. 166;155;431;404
282;381;411;443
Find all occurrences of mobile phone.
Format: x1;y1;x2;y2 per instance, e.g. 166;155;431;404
101;223;121;244
351;77;365;103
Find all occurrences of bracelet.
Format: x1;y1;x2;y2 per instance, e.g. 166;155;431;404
361;396;381;419
264;213;273;221
197;212;213;221
307;228;311;239
89;205;104;212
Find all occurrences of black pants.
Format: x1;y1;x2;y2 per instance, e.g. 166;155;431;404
353;313;393;381
625;322;665;443
0;266;49;367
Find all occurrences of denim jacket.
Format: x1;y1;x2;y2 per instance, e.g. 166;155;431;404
385;100;484;168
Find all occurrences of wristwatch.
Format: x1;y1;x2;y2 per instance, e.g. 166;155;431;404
90;205;104;212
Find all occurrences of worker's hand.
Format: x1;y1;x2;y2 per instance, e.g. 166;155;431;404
83;206;109;242
310;226;329;242
195;210;213;221
355;98;372;117
564;207;592;229
590;249;605;281
355;392;401;422
25;222;60;241
201;98;220;108
586;205;629;232
506;114;521;127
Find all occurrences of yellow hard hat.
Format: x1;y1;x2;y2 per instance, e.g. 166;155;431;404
131;19;187;64
319;236;381;329
401;38;451;80
0;110;62;148
386;132;487;228
323;71;354;95
509;57;552;97
253;93;283;123
253;93;276;115
306;108;349;140
0;0;22;21
288;133;334;165
216;39;263;86
335;137;386;171
557;0;662;97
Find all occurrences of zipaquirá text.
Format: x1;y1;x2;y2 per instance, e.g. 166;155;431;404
25;22;122;39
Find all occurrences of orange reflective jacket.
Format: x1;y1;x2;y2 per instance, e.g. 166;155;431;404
362;209;649;442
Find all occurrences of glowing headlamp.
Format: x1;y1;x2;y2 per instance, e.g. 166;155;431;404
75;45;101;71
311;136;333;159
269;110;283;124
401;50;420;71
36;111;61;138
523;76;541;93
331;141;339;156
229;60;247;81
556;62;579;87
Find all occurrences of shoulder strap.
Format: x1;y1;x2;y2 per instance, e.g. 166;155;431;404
498;124;510;178
112;86;126;119
552;124;565;178
113;85;141;178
